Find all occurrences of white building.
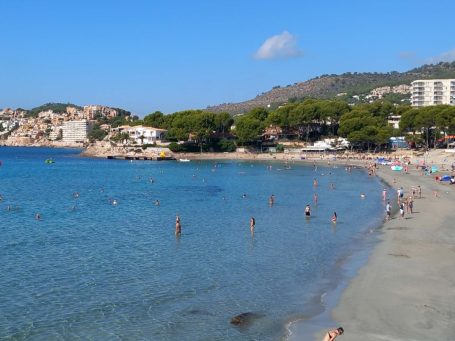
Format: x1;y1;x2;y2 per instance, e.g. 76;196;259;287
411;79;455;107
62;120;91;143
387;115;401;129
114;125;167;144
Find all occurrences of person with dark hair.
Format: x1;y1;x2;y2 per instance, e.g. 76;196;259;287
322;327;344;341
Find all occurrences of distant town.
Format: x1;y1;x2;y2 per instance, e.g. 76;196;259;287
1;78;455;156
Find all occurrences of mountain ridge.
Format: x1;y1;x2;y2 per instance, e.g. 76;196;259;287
205;62;455;114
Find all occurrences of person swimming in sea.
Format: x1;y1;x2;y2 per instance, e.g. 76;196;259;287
250;217;255;233
268;194;275;206
154;199;160;206
313;193;318;205
35;213;41;220
331;212;337;223
313;178;318;187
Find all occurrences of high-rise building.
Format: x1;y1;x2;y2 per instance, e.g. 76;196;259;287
62;120;91;143
411;79;455;107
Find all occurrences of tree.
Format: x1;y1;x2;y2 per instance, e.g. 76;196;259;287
234;116;262;145
143;111;166;128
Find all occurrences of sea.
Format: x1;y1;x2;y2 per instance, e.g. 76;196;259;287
0;147;386;340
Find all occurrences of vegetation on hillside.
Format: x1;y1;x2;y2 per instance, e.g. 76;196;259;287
206;62;455;115
26;103;82;117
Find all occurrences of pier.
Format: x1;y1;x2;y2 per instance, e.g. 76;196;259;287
107;155;176;161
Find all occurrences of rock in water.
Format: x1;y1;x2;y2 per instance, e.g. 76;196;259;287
230;312;263;325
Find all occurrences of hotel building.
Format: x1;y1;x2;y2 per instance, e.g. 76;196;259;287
411;79;455;107
62;120;91;143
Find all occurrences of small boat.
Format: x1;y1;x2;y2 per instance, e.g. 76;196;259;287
45;159;55;164
178;159;190;162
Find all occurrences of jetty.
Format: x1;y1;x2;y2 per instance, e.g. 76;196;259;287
106;155;176;161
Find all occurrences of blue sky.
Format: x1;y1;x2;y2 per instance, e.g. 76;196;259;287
1;0;454;116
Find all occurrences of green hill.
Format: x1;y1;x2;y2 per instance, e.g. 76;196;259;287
26;102;82;117
206;62;455;114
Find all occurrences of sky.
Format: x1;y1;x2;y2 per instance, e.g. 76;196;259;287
1;0;455;116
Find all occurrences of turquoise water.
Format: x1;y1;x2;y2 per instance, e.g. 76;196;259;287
0;147;384;340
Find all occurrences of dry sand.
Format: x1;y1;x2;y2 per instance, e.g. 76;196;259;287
305;151;455;341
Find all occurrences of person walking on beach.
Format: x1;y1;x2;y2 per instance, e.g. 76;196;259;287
250;217;255;233
175;215;181;235
418;185;422;198
386;201;391;221
322;327;344;341
382;188;387;201
408;196;414;214
399;202;405;219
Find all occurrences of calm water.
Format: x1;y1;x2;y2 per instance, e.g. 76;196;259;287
0;147;385;340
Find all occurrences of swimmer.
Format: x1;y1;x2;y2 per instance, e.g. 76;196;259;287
268;194;275;206
313;178;318;187
305;204;311;217
154;199;160;206
360;193;366;198
250;217;255;233
112;199;118;206
313;193;318;204
175;215;181;235
35;213;41;220
331;212;337;223
150;177;154;183
73;192;80;198
242;193;247;198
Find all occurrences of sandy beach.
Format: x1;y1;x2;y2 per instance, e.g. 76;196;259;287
294;150;455;341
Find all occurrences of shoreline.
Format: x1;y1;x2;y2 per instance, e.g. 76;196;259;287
290;150;455;340
2;145;454;340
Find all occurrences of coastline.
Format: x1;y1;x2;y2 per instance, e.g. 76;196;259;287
3;144;454;340
290;150;455;340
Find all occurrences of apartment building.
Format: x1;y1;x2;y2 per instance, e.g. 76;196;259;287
62;120;91;143
411;79;455;106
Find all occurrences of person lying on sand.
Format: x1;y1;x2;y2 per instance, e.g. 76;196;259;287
322;327;344;341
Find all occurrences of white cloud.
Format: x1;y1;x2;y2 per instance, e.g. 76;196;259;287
254;31;302;60
428;48;455;63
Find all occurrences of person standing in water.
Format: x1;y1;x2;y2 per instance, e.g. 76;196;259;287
331;212;337;223
250;217;255;233
313;178;318;187
305;204;311;217
382;188;387;201
175;215;181;235
313;193;318;205
268;194;275;206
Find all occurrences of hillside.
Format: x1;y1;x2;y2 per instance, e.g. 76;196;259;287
26;102;82;117
205;62;455;114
